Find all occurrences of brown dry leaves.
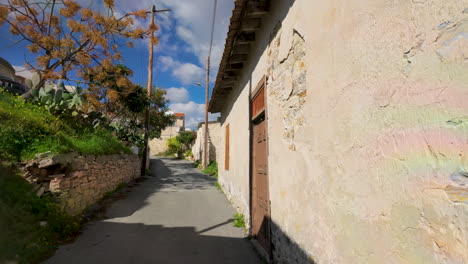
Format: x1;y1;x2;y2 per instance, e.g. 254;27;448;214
131;10;147;19
0;6;9;25
104;0;115;9
60;0;81;18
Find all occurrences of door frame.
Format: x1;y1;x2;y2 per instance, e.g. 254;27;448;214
249;75;271;258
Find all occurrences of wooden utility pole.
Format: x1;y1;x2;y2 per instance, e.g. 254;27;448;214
202;56;210;169
141;5;170;176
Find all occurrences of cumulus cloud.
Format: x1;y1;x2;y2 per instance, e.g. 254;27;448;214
158;0;234;76
158;56;204;85
169;101;219;130
165;87;189;104
158;56;178;71
172;63;204;85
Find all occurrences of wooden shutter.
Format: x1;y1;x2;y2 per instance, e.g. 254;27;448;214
225;124;230;170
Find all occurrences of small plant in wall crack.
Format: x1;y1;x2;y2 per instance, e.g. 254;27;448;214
214;182;223;192
233;212;246;228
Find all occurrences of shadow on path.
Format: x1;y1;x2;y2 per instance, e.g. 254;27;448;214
45;157;260;264
46;221;258;264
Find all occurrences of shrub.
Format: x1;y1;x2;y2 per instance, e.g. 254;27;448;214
166;137;181;156
165;132;195;158
184;150;193;160
177;131;195;152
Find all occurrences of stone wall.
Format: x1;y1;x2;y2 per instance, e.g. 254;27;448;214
149;122;184;156
192;122;222;163
23;152;140;215
149;138;169;156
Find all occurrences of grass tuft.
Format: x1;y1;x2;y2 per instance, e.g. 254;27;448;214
202;161;218;178
233;212;246;228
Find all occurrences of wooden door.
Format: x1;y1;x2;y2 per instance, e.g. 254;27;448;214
251;80;271;255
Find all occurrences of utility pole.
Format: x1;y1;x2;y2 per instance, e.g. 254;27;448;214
202;0;218;170
141;5;171;176
202;56;210;170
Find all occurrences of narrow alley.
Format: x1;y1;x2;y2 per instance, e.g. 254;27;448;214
45;158;260;264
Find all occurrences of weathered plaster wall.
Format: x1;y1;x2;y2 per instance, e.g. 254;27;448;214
218;0;468;263
192;122;222;163
23;153;140;215
218;71;253;227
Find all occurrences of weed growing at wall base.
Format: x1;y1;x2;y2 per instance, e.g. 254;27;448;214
233;212;246;228
202;161;218;178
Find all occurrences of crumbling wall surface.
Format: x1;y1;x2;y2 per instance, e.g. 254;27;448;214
217;74;253;228
262;0;468;263
192;123;222;163
23;152;140;215
149;137;168;156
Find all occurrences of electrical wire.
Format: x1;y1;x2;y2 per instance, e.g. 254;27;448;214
208;0;218;59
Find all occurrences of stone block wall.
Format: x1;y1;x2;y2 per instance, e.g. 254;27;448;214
149;137;169;156
23;153;140;215
192;122;222;163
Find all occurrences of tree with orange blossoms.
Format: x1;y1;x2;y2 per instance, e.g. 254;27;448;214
0;0;157;100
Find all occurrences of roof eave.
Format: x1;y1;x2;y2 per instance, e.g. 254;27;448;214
208;0;270;113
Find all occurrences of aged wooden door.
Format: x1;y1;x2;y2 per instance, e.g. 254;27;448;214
251;79;271;255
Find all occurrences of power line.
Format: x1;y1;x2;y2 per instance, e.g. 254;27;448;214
208;0;218;58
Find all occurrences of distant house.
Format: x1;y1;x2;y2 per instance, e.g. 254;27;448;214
0;57;29;94
209;0;468;263
149;112;185;155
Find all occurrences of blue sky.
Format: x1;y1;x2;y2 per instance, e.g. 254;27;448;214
0;0;233;129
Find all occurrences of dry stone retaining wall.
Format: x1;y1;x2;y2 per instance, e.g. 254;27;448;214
23;152;140;215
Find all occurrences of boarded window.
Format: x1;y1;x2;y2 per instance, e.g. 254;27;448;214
225;124;230;170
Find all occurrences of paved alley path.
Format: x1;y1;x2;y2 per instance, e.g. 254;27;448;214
46;158;260;264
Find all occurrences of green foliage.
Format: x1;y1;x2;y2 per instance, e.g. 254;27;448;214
166;137;181;156
233;213;246;228
164;131;195;158
202;161;218;178
31;78;84;114
0;166;82;263
214;182;222;192
184;150;194;160
0;91;129;162
111;87;174;147
177;131;195;151
193;160;201;168
123;85;148;113
111;119;144;147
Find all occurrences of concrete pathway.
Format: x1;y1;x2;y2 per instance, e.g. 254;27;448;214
46;158;260;264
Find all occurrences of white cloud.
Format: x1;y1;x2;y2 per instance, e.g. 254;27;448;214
172;63;204;85
169;101;219;129
158;0;234;77
158;56;178;71
165;87;189;104
158;56;204;85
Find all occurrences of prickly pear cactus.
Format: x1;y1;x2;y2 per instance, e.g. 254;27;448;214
30;74;84;112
